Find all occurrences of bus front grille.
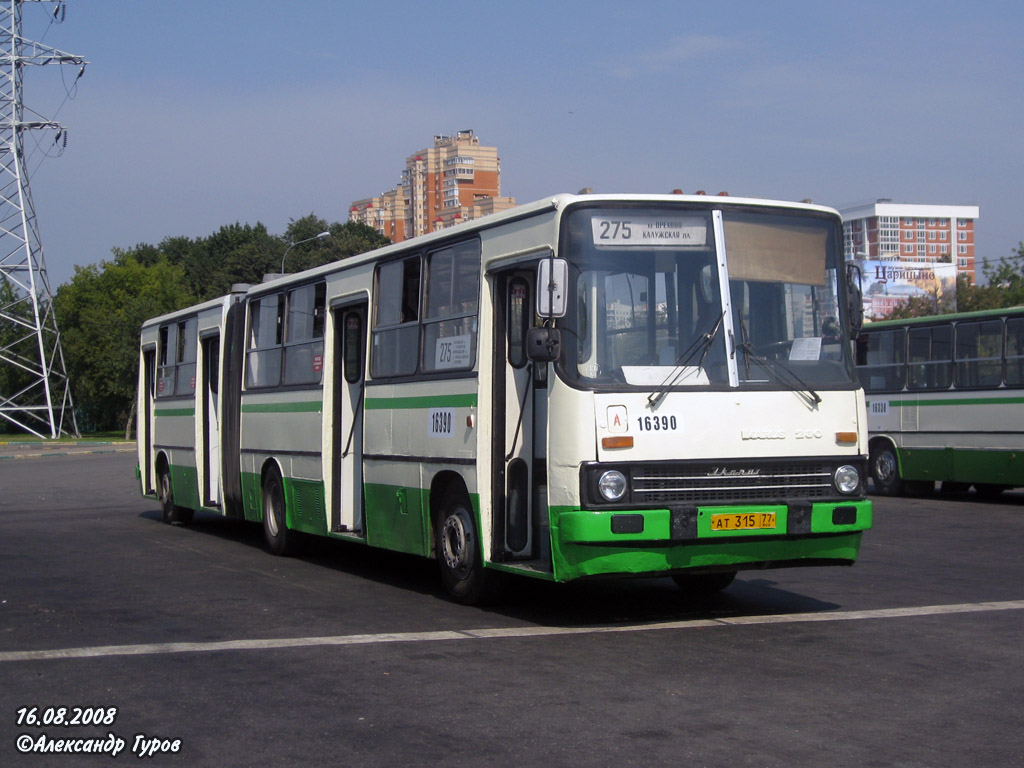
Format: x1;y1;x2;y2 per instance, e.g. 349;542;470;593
631;461;835;504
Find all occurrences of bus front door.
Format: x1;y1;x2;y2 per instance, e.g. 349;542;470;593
331;304;366;533
494;270;544;561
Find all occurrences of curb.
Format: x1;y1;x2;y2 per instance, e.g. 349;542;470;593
0;441;134;446
0;445;136;461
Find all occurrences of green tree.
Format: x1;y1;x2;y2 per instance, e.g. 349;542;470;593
281;214;389;273
52;213;388;431
113;224;287;302
54;255;194;431
977;242;1024;308
194;222;285;298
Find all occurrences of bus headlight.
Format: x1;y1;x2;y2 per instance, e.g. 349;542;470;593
834;465;860;494
598;470;627;502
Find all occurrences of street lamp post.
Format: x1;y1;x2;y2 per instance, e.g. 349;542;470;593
281;231;331;274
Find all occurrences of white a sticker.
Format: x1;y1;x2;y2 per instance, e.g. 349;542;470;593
428;408;455;438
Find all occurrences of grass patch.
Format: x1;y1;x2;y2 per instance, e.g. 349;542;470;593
0;430;132;444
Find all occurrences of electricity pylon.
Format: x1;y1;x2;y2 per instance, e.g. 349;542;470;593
0;0;85;437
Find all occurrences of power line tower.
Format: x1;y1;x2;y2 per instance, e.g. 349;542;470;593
0;0;85;437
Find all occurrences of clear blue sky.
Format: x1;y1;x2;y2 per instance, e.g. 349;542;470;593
22;0;1024;287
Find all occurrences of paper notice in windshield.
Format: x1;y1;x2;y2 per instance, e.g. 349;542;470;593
591;216;707;248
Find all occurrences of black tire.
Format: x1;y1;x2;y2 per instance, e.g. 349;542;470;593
974;483;1008;500
262;467;299;556
158;465;194;526
672;570;737;596
870;443;904;496
436;490;504;605
940;481;971;495
903;480;934;496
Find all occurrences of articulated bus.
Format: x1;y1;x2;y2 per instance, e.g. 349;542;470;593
137;192;872;603
856;306;1024;497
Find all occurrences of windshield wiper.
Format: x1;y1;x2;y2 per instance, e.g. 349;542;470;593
647;313;724;409
736;319;821;408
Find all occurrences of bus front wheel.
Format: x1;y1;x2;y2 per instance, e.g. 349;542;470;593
672;570;737;596
871;444;903;496
158;465;194;526
436;490;503;605
262;467;299;556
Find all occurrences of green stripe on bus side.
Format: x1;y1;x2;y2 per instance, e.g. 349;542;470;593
240;401;322;414
364;394;478;410
885;396;1024;407
155;408;195;417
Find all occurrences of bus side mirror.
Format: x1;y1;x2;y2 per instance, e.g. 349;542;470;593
846;263;864;339
537;258;568;317
526;327;561;363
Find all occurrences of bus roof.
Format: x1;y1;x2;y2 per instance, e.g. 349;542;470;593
862;305;1024;330
252;192;841;292
140;293;235;330
141;192;844;318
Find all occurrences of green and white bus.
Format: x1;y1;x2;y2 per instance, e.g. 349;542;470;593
856;306;1024;497
137;192;873;603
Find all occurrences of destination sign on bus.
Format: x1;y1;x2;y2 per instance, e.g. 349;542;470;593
591;216;707;248
434;333;472;369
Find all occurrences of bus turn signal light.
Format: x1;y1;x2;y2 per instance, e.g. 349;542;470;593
835;432;857;445
602;436;634;449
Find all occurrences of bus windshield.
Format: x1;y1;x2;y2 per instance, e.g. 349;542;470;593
559;205;856;391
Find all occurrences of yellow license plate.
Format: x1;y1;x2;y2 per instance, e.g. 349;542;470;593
710;512;777;532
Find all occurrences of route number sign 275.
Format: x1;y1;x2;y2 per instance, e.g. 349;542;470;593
591;215;708;248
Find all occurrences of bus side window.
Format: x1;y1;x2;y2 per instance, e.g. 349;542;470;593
508;277;529;369
247;295;284;388
174;318;197;396
422;241;480;373
282;282;326;387
908;325;952;390
858;329;905;392
156;324;176;397
955;320;1002;389
372;257;421;378
1006;318;1024;387
343;312;364;384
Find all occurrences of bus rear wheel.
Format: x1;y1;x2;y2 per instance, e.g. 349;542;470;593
262;467;299;556
870;444;903;496
436;490;504;605
158;465;194;526
974;483;1008;500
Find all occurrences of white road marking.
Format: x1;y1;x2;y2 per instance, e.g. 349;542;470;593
2;599;1022;663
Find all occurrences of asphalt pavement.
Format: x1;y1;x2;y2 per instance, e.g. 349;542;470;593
1;451;1022;767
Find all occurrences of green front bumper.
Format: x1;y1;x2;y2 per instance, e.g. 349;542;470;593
549;500;872;581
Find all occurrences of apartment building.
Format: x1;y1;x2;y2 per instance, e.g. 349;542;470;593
349;130;516;243
838;199;980;280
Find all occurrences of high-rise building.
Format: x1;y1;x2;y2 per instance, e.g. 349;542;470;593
838;199;980;280
349;130;516;243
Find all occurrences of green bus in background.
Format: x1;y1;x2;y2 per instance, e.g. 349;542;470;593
857;306;1024;497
